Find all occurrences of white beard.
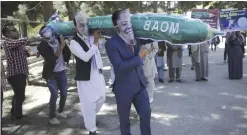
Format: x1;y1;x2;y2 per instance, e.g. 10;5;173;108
116;9;135;45
118;32;135;45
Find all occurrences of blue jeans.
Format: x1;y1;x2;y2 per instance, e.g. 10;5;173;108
46;70;67;119
156;56;164;80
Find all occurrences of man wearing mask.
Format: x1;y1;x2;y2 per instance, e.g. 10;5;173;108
37;26;70;125
69;11;106;135
1;23;41;120
105;8;151;135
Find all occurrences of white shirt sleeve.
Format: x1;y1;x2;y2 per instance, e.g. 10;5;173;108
88;36;104;69
69;40;98;62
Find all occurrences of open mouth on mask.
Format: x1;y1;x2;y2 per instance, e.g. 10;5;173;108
125;28;133;34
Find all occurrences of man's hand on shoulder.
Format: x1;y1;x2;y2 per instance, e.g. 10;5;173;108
60;35;66;49
27;37;43;46
139;48;148;59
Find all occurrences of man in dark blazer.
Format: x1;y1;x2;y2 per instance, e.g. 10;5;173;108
105;8;151;135
37;26;70;125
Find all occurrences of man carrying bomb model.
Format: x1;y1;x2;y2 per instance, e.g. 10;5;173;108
105;8;151;135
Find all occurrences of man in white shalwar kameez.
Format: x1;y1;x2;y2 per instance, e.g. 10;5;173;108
142;41;159;103
69;11;106;135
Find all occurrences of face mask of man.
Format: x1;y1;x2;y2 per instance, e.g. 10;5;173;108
116;9;135;45
41;27;57;44
75;11;89;37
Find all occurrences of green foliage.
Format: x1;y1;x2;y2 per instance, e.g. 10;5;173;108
1;1;23;17
2;1;247;22
27;24;43;37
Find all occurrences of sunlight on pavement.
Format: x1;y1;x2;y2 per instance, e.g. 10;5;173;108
219;92;247;100
235;95;247;100
98;104;117;115
156;85;166;90
236;124;247;129
68;86;77;90
219;92;230;96
23;86;49;111
210;113;221;120
230;106;247;120
168;92;188;97
151;112;179;126
102;66;111;70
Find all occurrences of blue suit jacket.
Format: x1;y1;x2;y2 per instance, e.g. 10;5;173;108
105;35;147;96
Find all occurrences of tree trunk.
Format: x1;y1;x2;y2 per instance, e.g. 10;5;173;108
153;1;158;13
167;1;170;9
42;1;54;22
139;2;143;12
65;1;78;20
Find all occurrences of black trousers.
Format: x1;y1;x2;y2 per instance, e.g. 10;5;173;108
241;45;245;54
224;47;228;61
1;88;3;117
7;74;27;118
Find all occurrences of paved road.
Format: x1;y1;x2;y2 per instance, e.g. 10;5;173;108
2;47;247;135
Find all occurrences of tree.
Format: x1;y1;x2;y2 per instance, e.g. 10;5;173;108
1;1;23;17
65;1;78;20
210;1;247;9
42;1;54;22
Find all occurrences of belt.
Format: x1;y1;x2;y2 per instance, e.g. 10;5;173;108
99;69;103;74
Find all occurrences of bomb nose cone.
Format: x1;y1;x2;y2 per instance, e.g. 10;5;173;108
207;27;224;40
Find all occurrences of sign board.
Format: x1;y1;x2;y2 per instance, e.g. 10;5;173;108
191;9;219;29
220;9;247;31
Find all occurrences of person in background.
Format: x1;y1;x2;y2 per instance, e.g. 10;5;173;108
167;43;183;83
1;23;41;120
211;36;220;52
224;32;231;63
190;45;201;81
38;26;70;125
188;45;194;70
199;41;210;81
228;31;243;79
143;41;159;103
156;41;166;83
69;11;106;135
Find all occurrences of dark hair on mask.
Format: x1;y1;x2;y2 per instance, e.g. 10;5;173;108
39;25;47;37
73;18;77;27
112;8;128;27
1;23;14;37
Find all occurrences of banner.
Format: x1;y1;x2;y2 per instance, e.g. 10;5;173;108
191;9;219;29
220;9;247;31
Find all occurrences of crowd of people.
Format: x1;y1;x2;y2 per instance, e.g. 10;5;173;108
1;8;246;135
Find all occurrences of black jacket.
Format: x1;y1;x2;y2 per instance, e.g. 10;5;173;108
37;39;71;80
73;35;92;81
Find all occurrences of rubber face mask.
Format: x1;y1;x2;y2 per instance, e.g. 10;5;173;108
75;11;89;37
116;9;135;45
40;27;56;44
